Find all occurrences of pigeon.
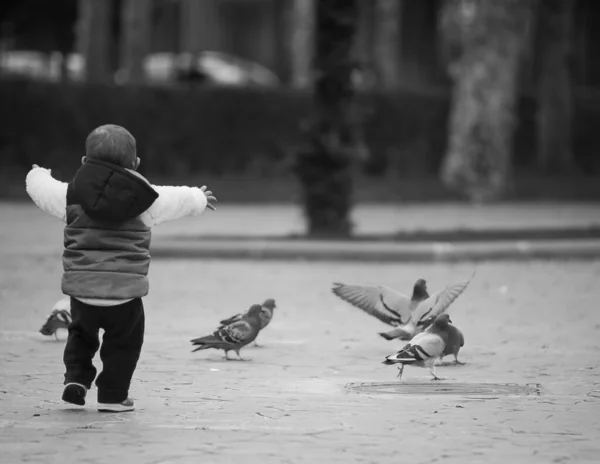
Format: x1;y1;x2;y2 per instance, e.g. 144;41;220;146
382;313;457;381
218;298;276;347
191;304;263;360
332;273;473;341
40;296;72;341
419;314;466;365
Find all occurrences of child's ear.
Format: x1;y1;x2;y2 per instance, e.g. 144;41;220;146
134;157;141;170
81;156;87;165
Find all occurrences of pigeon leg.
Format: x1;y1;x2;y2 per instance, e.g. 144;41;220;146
235;350;251;362
396;365;404;380
453;354;465;365
430;365;444;381
224;350;231;360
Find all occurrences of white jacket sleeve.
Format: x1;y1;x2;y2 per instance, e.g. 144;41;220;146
140;185;209;227
25;167;68;222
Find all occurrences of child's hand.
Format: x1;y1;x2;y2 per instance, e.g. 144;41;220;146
201;185;217;211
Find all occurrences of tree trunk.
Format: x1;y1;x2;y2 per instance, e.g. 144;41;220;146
536;0;575;173
294;0;362;237
440;0;533;202
373;0;401;89
180;0;221;53
120;0;152;85
76;0;112;84
288;0;315;89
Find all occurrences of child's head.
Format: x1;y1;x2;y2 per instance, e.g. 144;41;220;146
83;124;140;170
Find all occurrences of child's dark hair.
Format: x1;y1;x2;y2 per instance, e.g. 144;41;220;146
85;124;137;168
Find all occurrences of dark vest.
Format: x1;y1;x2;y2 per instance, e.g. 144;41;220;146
61;159;159;300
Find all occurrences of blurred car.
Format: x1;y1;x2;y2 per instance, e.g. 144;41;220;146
140;51;280;87
1;49;280;88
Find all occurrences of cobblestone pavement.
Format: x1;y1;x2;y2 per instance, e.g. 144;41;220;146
1;242;600;463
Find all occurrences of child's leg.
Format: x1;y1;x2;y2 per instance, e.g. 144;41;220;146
95;298;145;404
63;298;101;389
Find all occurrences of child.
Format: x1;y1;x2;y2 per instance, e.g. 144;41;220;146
25;124;217;412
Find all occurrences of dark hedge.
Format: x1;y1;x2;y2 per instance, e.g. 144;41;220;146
1;78;599;183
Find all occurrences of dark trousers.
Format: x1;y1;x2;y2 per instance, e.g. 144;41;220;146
63;297;145;403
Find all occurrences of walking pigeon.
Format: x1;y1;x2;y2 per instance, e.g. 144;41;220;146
382;313;457;380
218;298;276;347
418;314;466;365
332;274;473;341
40;296;72;341
191;304;263;360
437;322;465;365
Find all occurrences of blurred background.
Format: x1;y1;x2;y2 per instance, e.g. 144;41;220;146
0;0;598;236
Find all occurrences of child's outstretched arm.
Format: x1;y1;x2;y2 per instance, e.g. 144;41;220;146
141;184;217;227
25;165;68;222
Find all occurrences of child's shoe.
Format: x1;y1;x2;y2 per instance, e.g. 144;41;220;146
98;398;135;412
62;383;88;406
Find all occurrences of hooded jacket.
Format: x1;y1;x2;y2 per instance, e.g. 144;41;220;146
61;159;159;300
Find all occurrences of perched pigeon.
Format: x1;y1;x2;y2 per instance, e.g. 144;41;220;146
40;296;72;341
218;298;276;347
191;304;263;360
382;313;457;380
332;273;473;341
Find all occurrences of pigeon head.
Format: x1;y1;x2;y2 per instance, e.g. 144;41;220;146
432;313;452;328
247;304;263;318
412;279;429;300
262;298;276;310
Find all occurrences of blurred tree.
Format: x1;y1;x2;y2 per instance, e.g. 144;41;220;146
294;0;365;237
288;0;315;88
77;0;112;83
439;0;534;202
536;0;575;173
180;0;220;53
0;0;77;80
373;0;402;89
119;0;152;85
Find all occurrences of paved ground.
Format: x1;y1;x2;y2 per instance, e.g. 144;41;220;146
1;202;600;463
2;201;600;242
3;202;600;262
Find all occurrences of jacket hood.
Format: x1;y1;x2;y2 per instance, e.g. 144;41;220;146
70;159;158;223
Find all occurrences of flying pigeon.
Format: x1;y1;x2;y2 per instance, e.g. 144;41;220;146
191;304;263;360
218;298;276;347
332;273;473;341
382;313;457;380
40;296;72;341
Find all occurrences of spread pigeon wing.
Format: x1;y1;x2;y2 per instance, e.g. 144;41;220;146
412;277;473;325
332;283;412;326
379;324;418;341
